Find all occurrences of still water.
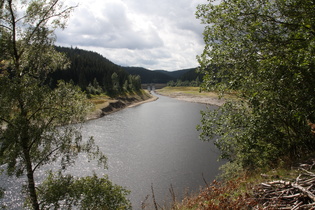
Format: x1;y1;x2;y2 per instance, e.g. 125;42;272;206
1;93;223;209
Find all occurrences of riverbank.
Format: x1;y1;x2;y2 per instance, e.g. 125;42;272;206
155;86;226;106
87;87;225;121
170;158;315;209
153;87;315;209
86;90;158;121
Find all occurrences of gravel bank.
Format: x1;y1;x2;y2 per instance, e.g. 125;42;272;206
155;90;225;106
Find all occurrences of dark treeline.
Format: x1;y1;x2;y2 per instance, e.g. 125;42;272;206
123;66;204;86
167;67;205;87
47;46;141;96
123;66;176;83
47;46;206;95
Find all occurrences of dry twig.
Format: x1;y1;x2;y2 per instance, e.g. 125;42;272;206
254;169;315;209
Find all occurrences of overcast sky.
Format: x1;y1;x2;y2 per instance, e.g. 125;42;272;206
55;0;208;71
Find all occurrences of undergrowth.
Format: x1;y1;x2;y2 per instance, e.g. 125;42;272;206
170;161;313;210
173;175;257;210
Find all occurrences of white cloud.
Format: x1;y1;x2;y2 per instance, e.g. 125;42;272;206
56;0;208;71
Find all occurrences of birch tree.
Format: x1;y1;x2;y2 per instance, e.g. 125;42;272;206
0;0;130;209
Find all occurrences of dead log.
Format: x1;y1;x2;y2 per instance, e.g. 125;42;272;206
292;183;315;202
254;172;315;209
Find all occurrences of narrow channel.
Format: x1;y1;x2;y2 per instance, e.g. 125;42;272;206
71;92;223;209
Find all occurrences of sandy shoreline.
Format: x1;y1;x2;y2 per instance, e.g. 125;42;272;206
155;91;225;106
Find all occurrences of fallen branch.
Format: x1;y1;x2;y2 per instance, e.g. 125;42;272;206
292;183;315;202
254;171;315;209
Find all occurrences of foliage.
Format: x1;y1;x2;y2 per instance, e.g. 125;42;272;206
167;78;201;87
0;78;101;174
86;78;103;95
196;0;315;172
0;0;129;209
179;68;203;82
128;74;141;91
49;47;142;95
47;47;137;95
123;67;199;84
123;66;176;83
37;171;131;210
111;72;121;93
166;68;204;87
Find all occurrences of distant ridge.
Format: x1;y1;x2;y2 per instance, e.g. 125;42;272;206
122;67;198;84
50;46;200;86
49;46;131;95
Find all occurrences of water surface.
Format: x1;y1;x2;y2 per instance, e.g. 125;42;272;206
1;93;223;209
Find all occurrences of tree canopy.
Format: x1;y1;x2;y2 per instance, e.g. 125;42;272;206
0;0;130;209
49;46;141;96
196;0;315;174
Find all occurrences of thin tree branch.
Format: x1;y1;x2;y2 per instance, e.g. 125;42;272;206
0;24;12;30
27;115;57;152
0;117;15;128
32;144;62;173
8;0;19;69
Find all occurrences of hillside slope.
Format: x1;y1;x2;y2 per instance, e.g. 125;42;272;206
123;66;200;84
48;47;130;95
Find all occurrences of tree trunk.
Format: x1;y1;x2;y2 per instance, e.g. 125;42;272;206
23;146;39;210
20;114;39;210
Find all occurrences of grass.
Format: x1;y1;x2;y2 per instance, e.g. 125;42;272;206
88;90;152;112
156;86;211;96
89;94;112;111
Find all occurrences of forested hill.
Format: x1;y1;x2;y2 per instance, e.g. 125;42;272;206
122;67;175;83
123;66;200;83
48;46;202;94
48;46;132;95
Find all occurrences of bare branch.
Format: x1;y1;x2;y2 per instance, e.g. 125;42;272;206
32;144;62;173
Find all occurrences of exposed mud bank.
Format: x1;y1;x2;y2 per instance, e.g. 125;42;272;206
86;91;158;121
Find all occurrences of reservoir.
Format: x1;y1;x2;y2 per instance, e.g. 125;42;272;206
1;92;223;209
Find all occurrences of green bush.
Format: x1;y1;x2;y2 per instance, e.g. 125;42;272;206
38;171;131;209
